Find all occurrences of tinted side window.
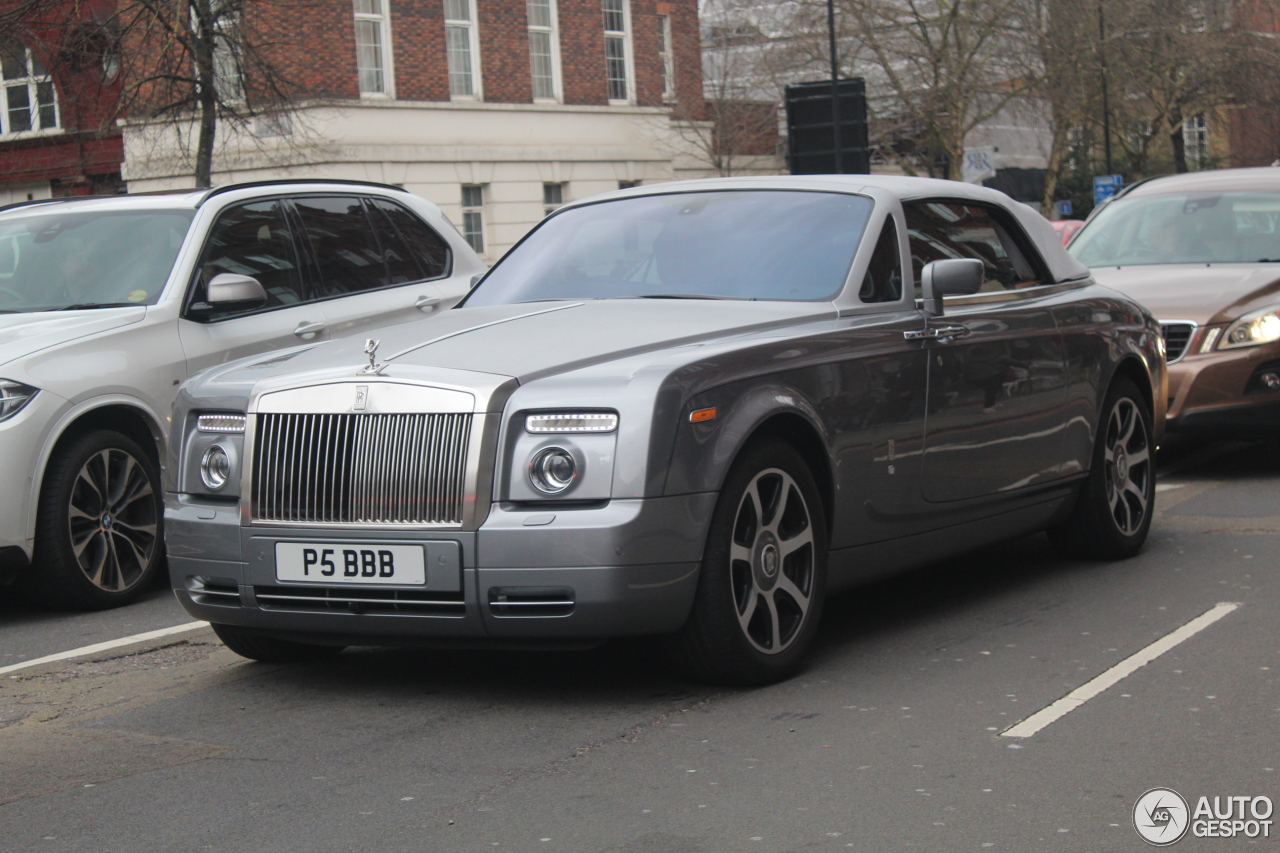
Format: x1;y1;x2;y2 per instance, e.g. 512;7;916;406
903;201;1043;297
294;196;388;296
192;200;305;320
859;216;903;303
373;199;451;280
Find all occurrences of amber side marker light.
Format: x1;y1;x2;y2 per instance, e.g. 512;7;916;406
690;407;717;423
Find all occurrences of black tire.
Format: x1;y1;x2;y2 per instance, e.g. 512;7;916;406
212;624;345;664
26;430;165;610
668;438;828;686
1049;376;1155;560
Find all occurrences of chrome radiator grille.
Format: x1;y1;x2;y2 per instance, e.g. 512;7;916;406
252;413;473;525
1161;322;1195;363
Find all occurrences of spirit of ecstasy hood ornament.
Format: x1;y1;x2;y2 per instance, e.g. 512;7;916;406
359;338;382;374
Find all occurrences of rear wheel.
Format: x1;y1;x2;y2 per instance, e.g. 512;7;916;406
212;624;345;664
1049;376;1154;559
27;430;164;610
670;438;827;685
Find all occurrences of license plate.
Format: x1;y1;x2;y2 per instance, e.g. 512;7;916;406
275;543;425;585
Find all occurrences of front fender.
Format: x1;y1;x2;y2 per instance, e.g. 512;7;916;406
661;380;833;497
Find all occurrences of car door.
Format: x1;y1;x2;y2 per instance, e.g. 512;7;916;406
289;195;457;340
178;198;332;375
906;200;1071;504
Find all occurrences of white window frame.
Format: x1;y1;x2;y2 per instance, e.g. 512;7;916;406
0;44;59;138
527;0;563;103
658;13;674;102
460;184;486;254
602;0;635;105
445;0;483;101
1183;114;1209;170
354;0;395;98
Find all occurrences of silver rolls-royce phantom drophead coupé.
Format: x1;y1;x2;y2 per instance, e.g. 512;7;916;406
167;176;1166;684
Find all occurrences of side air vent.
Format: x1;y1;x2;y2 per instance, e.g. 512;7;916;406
253;585;465;617
189;576;242;607
487;586;575;617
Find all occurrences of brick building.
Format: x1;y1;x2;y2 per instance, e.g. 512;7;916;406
117;0;709;259
0;0;124;205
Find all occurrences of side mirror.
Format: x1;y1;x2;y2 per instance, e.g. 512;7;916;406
207;273;268;309
921;259;984;318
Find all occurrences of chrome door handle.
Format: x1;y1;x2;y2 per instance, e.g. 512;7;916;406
903;325;970;341
293;321;327;339
415;295;443;312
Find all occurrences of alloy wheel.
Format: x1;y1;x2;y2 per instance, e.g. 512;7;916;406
729;467;816;654
1103;396;1151;536
67;448;159;592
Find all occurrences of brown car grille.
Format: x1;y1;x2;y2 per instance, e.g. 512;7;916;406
252;413;472;525
1161;322;1195;363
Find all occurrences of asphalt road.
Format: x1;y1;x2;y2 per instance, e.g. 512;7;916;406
1;439;1277;852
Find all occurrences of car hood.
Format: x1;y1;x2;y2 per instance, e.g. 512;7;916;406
194;299;837;401
1089;264;1280;325
0;307;147;369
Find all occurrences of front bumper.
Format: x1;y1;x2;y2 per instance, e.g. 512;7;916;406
167;493;716;642
1167;343;1280;436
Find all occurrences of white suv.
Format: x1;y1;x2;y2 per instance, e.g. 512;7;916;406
0;180;483;609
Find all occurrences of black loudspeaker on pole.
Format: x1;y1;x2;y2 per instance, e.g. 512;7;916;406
785;78;870;175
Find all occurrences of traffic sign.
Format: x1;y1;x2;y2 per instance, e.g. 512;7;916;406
1093;174;1124;206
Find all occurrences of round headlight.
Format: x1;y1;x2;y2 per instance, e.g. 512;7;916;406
529;447;577;495
200;445;231;490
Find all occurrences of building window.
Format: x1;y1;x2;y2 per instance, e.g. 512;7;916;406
461;184;485;253
445;0;481;98
0;41;57;135
354;0;393;96
543;182;564;217
211;5;243;101
1183;114;1209;170
527;0;561;101
602;0;632;102
658;14;674;102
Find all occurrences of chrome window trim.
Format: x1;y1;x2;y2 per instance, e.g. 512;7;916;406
912;278;1088;310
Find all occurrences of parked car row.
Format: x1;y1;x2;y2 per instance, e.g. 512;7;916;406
6;167;1269;684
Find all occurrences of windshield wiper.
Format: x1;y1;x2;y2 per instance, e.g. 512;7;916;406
56;302;138;311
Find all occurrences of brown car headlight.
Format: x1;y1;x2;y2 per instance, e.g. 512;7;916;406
1221;306;1280;350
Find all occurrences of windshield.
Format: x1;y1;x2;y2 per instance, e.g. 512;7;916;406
464;190;873;306
0;208;195;313
1071;191;1280;266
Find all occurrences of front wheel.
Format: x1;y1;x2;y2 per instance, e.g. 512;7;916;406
27;430;164;610
669;438;828;685
1049;376;1155;560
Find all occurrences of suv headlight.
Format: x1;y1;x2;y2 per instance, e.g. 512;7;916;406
1221;306;1280;350
0;379;37;422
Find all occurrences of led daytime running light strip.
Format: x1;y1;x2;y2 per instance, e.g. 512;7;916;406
525;413;618;434
197;413;247;433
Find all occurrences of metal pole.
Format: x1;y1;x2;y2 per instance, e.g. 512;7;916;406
828;0;843;173
1099;0;1113;174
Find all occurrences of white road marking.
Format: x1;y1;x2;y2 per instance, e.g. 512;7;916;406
1001;602;1240;738
0;621;208;677
1155;483;1186;492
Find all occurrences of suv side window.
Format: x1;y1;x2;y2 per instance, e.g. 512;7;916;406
371;199;452;280
859;215;903;303
293;195;399;296
190;199;306;321
903;201;1045;297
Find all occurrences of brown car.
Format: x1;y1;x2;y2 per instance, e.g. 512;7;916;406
1071;167;1280;434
